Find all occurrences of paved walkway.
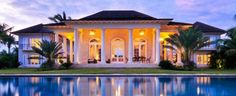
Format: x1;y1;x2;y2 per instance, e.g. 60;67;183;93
71;63;159;68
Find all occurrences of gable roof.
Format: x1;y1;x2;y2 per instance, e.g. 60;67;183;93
78;10;173;21
193;22;226;34
12;24;53;34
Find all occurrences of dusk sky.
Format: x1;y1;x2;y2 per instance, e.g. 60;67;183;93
0;0;236;50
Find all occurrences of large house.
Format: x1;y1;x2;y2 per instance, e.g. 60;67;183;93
13;10;225;68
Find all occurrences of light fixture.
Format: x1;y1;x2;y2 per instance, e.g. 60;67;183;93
160;38;164;41
89;30;95;36
139;30;144;36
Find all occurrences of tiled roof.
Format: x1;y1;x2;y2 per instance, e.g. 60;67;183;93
193;22;226;34
12;24;53;34
78;10;173;21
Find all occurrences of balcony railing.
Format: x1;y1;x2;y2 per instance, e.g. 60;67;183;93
20;44;31;50
20;44;38;51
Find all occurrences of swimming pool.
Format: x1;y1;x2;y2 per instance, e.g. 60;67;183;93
0;75;235;96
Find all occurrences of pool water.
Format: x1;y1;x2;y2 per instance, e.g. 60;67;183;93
0;76;235;96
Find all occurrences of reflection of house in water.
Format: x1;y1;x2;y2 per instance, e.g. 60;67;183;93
0;76;236;96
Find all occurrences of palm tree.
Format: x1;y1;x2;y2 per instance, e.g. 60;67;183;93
165;27;210;69
0;23;13;41
1;35;15;53
224;28;236;55
32;40;63;69
48;11;71;23
0;23;15;53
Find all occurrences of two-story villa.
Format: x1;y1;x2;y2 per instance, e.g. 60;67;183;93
12;10;225;68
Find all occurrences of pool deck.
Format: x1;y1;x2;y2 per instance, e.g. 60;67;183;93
71;63;159;68
1;74;236;77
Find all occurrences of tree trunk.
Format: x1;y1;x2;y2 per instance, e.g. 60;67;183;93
8;47;10;54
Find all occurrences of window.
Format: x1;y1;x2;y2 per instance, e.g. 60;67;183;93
29;55;40;65
197;54;211;64
30;38;41;48
134;39;146;57
89;39;101;60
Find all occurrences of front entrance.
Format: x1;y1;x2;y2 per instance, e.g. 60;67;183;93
111;38;125;63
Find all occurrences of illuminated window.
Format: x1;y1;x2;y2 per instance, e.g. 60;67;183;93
29;55;40;65
89;39;101;60
30;38;41;48
134;39;146;57
197;54;211;64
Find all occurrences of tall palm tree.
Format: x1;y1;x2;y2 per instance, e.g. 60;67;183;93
32;40;63;69
48;11;72;23
0;23;13;41
165;27;210;69
0;23;15;53
1;35;15;53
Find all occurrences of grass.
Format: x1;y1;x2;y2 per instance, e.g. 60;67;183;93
0;68;236;74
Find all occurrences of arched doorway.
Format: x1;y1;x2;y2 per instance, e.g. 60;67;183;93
89;39;101;61
111;38;125;63
134;39;147;57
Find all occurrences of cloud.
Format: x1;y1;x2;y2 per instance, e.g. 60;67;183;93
0;0;235;31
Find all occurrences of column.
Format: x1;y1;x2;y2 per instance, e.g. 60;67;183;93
152;30;156;63
155;28;160;64
128;29;133;64
163;41;167;60
70;40;73;62
176;50;183;65
101;28;106;64
169;48;173;61
63;37;67;57
55;33;59;42
74;27;80;64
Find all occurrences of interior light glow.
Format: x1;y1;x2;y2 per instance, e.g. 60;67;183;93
89;30;95;36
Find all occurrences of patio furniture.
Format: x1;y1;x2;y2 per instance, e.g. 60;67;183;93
146;57;151;64
88;58;97;64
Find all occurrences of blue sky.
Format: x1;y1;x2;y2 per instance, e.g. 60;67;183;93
0;0;235;30
0;0;236;50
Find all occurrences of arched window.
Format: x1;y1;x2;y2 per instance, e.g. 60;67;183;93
111;38;125;63
134;39;147;57
89;39;101;60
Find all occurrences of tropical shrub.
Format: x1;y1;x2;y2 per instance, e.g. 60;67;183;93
159;60;174;69
183;61;196;70
215;28;236;69
59;57;73;69
0;48;20;69
209;51;225;69
32;40;63;70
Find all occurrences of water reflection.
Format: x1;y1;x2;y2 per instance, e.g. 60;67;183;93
0;76;236;96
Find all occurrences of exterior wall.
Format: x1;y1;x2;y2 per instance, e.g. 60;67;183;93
193;33;221;68
18;33;53;67
17;23;223;68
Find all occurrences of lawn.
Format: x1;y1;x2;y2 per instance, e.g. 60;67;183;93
0;68;236;74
